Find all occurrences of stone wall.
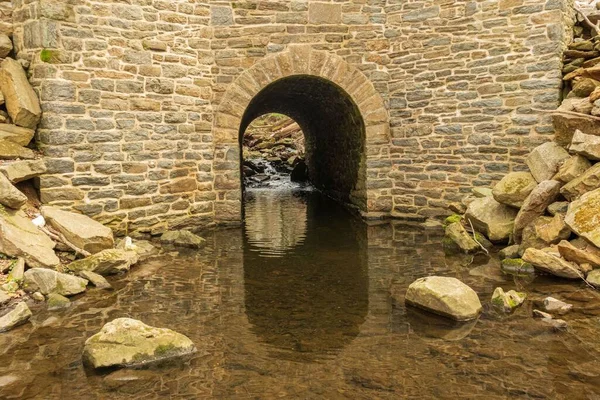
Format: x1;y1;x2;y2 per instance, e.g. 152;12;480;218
10;0;574;233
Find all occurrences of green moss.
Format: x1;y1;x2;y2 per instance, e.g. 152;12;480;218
40;49;64;63
443;214;462;227
154;343;176;356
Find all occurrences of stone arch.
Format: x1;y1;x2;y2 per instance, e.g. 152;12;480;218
213;45;390;223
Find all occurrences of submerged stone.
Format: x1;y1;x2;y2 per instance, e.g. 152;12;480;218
491;287;526;313
522;248;582;279
0;302;31;332
66;249;139;275
82;318;197;368
442;222;480;254
47;293;70;310
500;258;535;275
160;230;206;249
23;268;88;296
542;296;573;315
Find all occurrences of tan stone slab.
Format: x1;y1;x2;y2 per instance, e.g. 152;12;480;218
0;58;41;129
0;124;34;146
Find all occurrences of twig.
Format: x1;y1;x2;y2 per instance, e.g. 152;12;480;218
38;226;91;257
574;5;600;36
466;217;490;255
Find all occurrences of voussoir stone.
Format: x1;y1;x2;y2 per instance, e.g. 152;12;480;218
0;124;34;146
23;268;88;296
553;155;591;184
465;196;517;242
0;172;26;209
526;142;570;183
0;58;42;129
41;206;114;254
82;318;197;368
565;188;600;248
404;276;482;321
522;248;583;279
513;180;561;243
66;249;139;275
0;159;46;183
0;208;59;268
492;171;537;208
569;129;600;160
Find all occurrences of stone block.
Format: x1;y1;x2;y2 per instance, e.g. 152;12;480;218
569;129;600;160
0;58;42;129
0;124;34;146
526;142;570;182
308;3;341;24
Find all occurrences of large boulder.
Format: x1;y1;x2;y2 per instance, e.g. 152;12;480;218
569;129;600;160
492;172;537;208
23;268;88;296
553;155;591;184
0;58;42;129
522;248;583;279
442;222;480;254
526;142;570;183
0;172;26;209
465;196;517;242
41;206;114;254
66;249;139;275
0;140;35;160
561;162;600;201
0;124;34;146
519;214;571;251
160;230;206;249
0;208;59;268
557;240;600;268
82;318;196;368
513;180;561;242
565;188;600;248
404;276;482;321
0;159;46;183
0;302;31;333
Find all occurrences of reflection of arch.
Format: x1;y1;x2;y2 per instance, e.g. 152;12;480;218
213;45;390;223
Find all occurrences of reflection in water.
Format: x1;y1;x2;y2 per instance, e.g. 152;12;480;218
243;188;368;361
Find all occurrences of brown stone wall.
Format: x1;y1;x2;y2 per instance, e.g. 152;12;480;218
10;0;573;233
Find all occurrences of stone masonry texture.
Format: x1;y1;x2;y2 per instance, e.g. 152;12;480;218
6;0;574;234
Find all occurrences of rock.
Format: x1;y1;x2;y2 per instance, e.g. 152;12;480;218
501;258;535;275
116;238;157;260
160;230;206;249
41;206;114;254
0;302;31;332
404;276;482;321
572;97;594;114
465;196;517;242
522;248;582;279
0;33;12;58
0;140;35;160
0;208;59;268
519;214;571;251
542;296;573;315
0;58;42;129
569;129;600;160
533;309;552;319
31;291;44;301
66;249;139;275
442;222;480;254
561;162;600;201
290;160;309;182
552;113;600;147
7;257;24;282
492;172;537;208
0;159;46;183
553;155;591;184
541;318;568;331
47;293;70;310
547;201;569;216
78;270;112;290
472;187;492;198
0;124;34;146
557;240;600;268
0;289;10;305
82;318;197;368
526;142;570;183
23;268;88;296
491;287;526;313
499;245;520;260
564;188;600;247
0;172;26;209
513;180;561;242
586;269;600;287
572;78;600;97
569;40;594;51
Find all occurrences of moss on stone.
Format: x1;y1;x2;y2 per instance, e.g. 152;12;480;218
443;214;462;227
40;49;55;63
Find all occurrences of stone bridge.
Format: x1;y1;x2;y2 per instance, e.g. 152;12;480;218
7;0;572;234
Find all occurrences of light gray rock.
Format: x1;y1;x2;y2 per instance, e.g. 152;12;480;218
465;196;517;242
513;180;561;243
491;287;526;313
404;276;482;321
492;172;537;208
542;296;573;315
541;317;568;331
66;249;139;275
560;162;600;201
522;248;583;279
82;318;197;368
78;270;112;290
47;293;70;310
565;188;600;248
0;208;59;268
0;159;46;183
569;129;600;160
553;154;591;184
0;58;42;129
0;302;31;332
0;124;34;146
23;268;88;296
533;309;552;319
472;187;492;198
41;206;114;254
442;222;480;254
0;172;26;209
526;142;570;183
160;230;206;249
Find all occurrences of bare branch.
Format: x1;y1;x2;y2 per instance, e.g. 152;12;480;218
574;5;600;36
38;226;91;258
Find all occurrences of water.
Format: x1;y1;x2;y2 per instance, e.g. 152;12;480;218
2;186;600;398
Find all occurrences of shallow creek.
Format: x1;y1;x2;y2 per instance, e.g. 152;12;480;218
1;185;600;399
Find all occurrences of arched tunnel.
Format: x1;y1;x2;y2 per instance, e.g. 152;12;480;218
238;75;367;210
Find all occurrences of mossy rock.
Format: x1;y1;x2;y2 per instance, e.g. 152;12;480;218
501;258;534;276
443;214;462;227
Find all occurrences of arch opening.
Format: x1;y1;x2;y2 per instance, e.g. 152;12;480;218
238;75;367;211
